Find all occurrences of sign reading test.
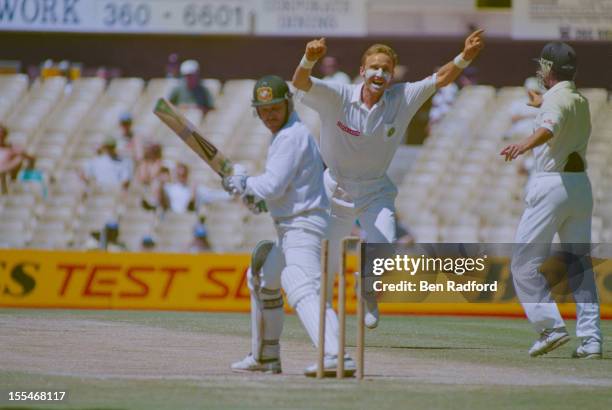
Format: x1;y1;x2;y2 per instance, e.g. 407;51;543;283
0;250;253;311
0;0;252;34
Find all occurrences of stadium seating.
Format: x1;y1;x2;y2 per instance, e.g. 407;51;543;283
0;73;610;251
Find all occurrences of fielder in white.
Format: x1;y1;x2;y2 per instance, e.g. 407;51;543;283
293;31;485;327
224;75;355;376
501;42;602;359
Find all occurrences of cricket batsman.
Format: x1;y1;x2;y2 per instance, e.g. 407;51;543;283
501;42;602;359
292;31;485;328
224;75;355;376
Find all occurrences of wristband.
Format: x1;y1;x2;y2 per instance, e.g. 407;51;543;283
453;53;471;69
300;55;316;70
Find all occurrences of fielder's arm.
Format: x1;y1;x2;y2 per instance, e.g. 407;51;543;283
500;128;553;161
292;37;327;91
435;29;485;89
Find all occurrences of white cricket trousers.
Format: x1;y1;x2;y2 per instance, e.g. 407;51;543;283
512;172;601;342
323;169;397;296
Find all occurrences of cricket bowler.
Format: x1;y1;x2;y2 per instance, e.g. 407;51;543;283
501;42;602;359
224;75;355;376
292;30;485;328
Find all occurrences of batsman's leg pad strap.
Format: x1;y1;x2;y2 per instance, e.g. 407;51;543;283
260;356;280;364
263;296;284;309
261;287;280;295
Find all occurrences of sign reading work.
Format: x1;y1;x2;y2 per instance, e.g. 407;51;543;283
512;0;612;41
0;0;252;34
254;0;366;36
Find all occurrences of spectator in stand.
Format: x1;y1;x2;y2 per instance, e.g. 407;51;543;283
40;59;56;79
95;66;110;83
116;112;145;164
85;221;127;252
17;155;48;198
320;56;351;84
160;162;196;213
168;60;215;115
140;235;157;252
79;137;131;191
143;165;170;210
58;60;73;94
135;143;163;186
187;222;211;252
165;53;180;79
101;221;127;251
0;124;26;194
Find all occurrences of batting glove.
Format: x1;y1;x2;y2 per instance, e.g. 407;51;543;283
242;195;268;214
222;175;248;196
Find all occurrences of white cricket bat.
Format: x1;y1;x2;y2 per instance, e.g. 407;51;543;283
153;98;233;177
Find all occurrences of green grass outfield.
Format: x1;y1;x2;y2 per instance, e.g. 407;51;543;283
0;309;610;410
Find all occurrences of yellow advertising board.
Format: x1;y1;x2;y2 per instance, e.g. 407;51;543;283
0;250;252;311
0;250;610;318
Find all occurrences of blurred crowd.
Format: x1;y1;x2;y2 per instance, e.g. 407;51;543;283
0;55;232;252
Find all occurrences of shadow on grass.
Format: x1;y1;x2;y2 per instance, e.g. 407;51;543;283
363;345;487;350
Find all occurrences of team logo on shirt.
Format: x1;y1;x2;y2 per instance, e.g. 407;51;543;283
256;86;273;103
387;127;396;137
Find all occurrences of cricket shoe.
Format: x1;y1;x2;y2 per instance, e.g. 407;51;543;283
528;327;570;357
572;338;602;359
364;293;379;329
230;354;282;374
303;355;356;378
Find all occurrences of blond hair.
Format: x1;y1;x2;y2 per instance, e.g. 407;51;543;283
361;44;398;67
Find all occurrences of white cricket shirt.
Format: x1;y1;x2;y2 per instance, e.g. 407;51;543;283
82;154;131;189
163;182;193;213
301;75;437;185
246;112;328;219
532;81;591;173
